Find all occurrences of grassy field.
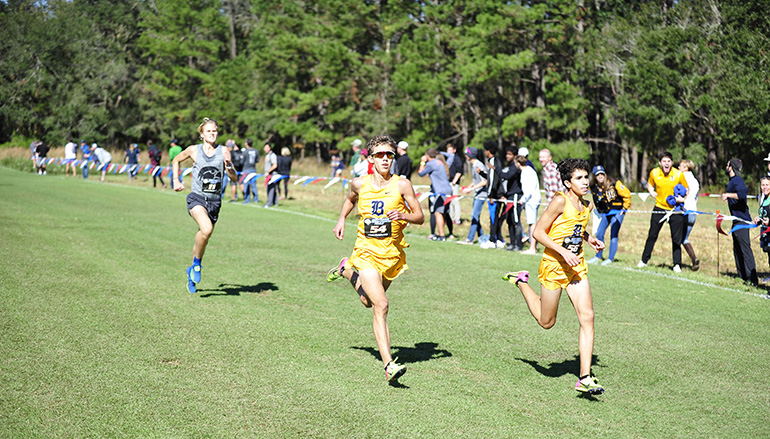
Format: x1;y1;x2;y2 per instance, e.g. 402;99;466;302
1;165;769;438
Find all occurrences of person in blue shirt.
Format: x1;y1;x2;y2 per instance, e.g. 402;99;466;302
81;140;91;179
418;148;453;241
124;143;141;181
721;158;758;286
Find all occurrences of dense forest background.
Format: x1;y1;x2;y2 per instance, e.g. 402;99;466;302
1;0;768;187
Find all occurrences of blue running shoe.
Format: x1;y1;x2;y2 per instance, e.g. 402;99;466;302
186;266;197;294
189;264;201;283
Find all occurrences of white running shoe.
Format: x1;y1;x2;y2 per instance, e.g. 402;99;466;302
673;264;681;273
480;241;496;249
636;260;647;268
495;240;506;249
586;257;600;265
600;259;613;266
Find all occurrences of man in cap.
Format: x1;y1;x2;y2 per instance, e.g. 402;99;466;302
518;147;536;170
722;158;758;286
392;140;413;179
349;138;363;176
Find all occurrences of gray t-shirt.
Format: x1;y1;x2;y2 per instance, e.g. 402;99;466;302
264;151;277;174
471;160;488;196
191;144;225;200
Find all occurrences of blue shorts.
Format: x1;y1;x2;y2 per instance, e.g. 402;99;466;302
187;192;222;224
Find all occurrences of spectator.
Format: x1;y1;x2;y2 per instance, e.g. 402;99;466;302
223;139;242;201
480;141;504;249
277;147;293;199
30;140;39;170
240;138;259;204
124;143;141;181
393;140;413;180
679;159;701;271
92;143;112;183
445;144;464;226
352;148;370;177
35;142;50;175
518;147;536;170
418;148;453;241
459;147;488;245
348;138;363;176
81;140;91;179
753;176;770;282
764;153;770;177
518;155;542;255
147;141;166;188
721;158;758;286
586;165;631;265
64;140;78;177
330;150;345;177
168;139;182;164
263;143;279;207
498;147;524;251
638;151;689;273
539;148;564;203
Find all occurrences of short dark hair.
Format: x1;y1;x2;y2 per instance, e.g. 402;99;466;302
245;138;253;147
660;151;673;161
505;146;517;155
558;158;591;184
483;141;497;154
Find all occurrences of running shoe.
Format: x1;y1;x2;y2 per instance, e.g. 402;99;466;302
692;258;700;271
384;358;407;382
188;264;202;283
586;257;600;265
601;259;613;266
502;271;529;285
326;257;347;282
575;375;604;395
186;266;197;294
636;260;647;268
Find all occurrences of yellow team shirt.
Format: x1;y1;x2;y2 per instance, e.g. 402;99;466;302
542;192;591;264
649;167;688;210
354;174;409;259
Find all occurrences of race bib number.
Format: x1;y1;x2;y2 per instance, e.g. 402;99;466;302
202;178;222;194
561;224;583;255
364;217;392;238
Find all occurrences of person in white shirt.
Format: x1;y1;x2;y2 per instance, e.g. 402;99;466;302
64;140;78;177
516;155;542;254
679;159;700;270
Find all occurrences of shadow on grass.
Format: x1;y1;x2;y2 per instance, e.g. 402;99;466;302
516;354;603;379
351;342;452;365
197;282;278;298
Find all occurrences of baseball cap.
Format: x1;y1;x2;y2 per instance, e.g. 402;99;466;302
764;153;770;162
518;147;529;157
397;141;408;149
465;147;478;160
592;165;606;175
351;139;363;148
170;139;178;145
728;158;742;172
360;148;368;157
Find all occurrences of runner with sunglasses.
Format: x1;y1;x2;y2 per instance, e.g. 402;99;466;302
326;135;425;383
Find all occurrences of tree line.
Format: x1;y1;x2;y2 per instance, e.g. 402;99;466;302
1;0;768;187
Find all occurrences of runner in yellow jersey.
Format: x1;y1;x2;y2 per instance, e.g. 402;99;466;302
502;158;607;395
326;135;425;383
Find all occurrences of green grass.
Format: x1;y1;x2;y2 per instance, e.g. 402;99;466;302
1;167;769;438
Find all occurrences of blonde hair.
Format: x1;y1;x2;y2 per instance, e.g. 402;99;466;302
680;159;695;171
197;117;219;138
281;147;291;156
